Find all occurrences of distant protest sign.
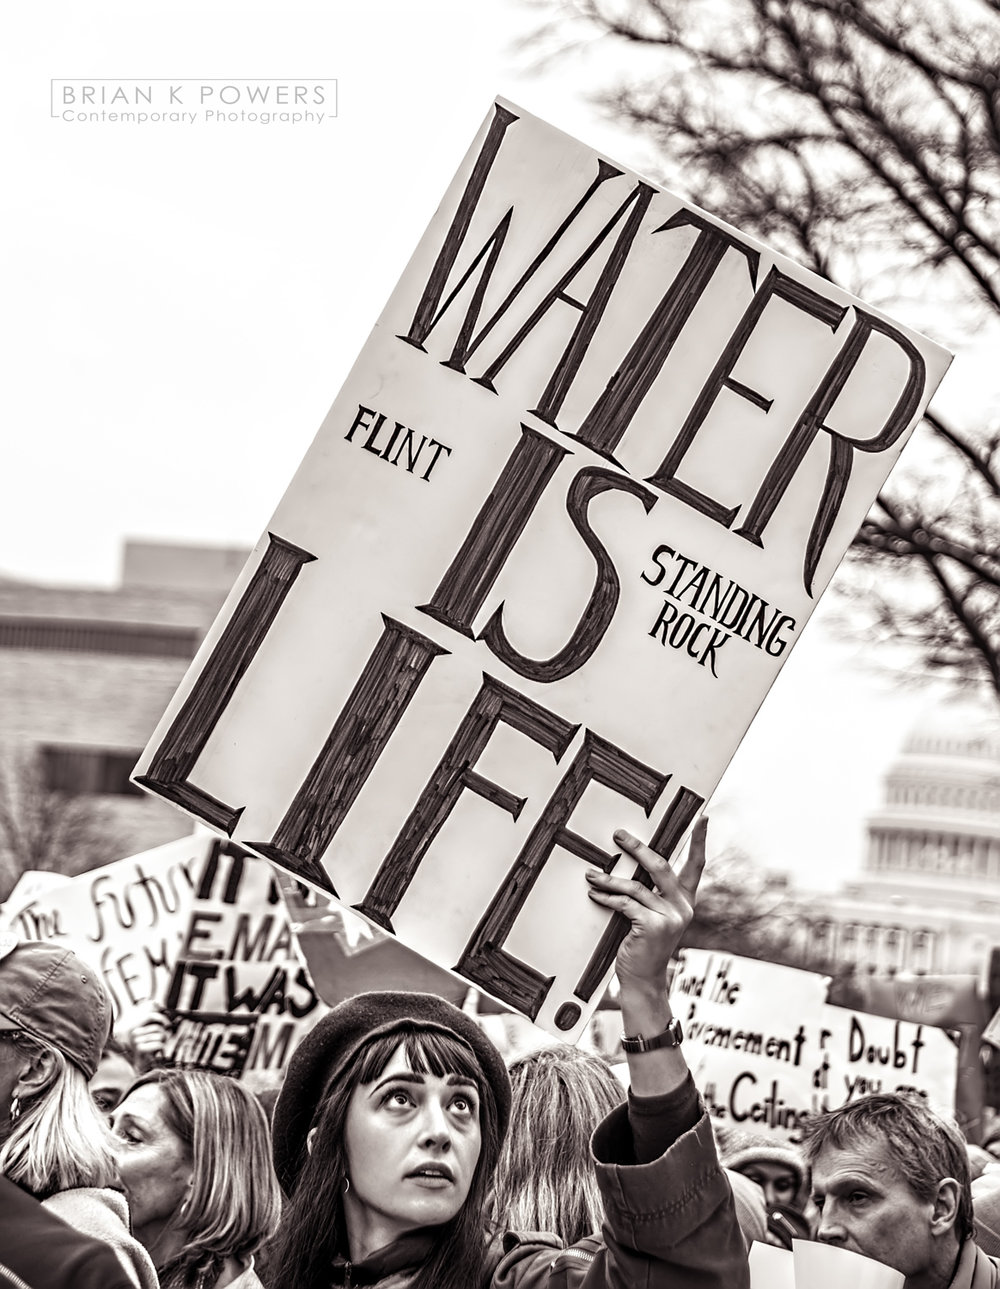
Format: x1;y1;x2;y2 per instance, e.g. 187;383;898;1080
0;834;203;1032
0;835;325;1074
162;840;327;1076
675;949;959;1133
853;971;986;1141
133;99;952;1041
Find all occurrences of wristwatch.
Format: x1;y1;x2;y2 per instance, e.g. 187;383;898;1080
620;1017;684;1054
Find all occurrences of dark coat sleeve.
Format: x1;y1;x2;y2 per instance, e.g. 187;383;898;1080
491;1103;750;1289
0;1179;139;1289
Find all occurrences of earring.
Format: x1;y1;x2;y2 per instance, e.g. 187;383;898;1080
343;1177;350;1194
9;1094;20;1124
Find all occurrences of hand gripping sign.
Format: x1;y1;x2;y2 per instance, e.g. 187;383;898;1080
132;100;952;1042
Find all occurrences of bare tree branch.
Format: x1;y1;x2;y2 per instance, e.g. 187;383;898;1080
526;0;1000;702
0;752;123;903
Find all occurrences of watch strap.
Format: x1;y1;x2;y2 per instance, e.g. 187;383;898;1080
620;1016;684;1054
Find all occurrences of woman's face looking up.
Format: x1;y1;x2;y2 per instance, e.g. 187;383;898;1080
341;1042;483;1259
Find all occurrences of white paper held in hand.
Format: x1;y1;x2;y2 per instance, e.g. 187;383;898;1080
792;1238;905;1288
748;1240;794;1289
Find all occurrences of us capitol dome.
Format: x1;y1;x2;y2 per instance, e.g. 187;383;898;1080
791;700;1000;979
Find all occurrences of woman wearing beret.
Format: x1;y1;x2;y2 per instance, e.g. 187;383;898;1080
265;824;750;1289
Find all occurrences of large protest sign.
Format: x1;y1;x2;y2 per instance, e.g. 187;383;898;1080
133;99;952;1041
675;950;959;1133
0;834;204;1033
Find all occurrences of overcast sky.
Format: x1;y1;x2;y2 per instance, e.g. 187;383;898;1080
5;0;985;889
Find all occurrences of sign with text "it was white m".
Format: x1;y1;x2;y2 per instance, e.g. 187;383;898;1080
133;99;951;1041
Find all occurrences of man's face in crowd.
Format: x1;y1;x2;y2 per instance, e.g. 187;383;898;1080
810;1138;938;1277
90;1051;136;1116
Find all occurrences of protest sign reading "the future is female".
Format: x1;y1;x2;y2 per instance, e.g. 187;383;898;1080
134;100;952;1041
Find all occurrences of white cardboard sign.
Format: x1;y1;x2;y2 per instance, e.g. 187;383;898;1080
676;950;959;1131
133;99;952;1041
748;1241;905;1289
0;835;204;1033
161;840;328;1076
0;834;326;1071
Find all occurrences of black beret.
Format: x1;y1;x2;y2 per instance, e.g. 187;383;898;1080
271;990;511;1195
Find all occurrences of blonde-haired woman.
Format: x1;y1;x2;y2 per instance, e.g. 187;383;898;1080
0;940;157;1289
110;1067;282;1289
489;1044;625;1244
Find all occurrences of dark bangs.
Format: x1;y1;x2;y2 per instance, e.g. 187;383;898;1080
355;1027;485;1089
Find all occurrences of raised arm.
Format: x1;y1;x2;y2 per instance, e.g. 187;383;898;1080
569;818;750;1289
585;818;706;1096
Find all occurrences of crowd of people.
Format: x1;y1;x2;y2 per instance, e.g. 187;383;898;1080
3;824;1000;1288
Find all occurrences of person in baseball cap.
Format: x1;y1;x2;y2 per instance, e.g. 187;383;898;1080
0;936;157;1289
0;936;112;1081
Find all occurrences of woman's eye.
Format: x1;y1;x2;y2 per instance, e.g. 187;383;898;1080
381;1088;414;1109
450;1094;477;1117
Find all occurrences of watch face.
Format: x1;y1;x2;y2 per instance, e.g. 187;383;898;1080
659;1019;683;1047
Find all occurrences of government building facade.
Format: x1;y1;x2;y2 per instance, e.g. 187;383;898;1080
0;541;249;894
786;702;1000;983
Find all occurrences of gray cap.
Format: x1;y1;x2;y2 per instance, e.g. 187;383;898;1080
0;937;112;1079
